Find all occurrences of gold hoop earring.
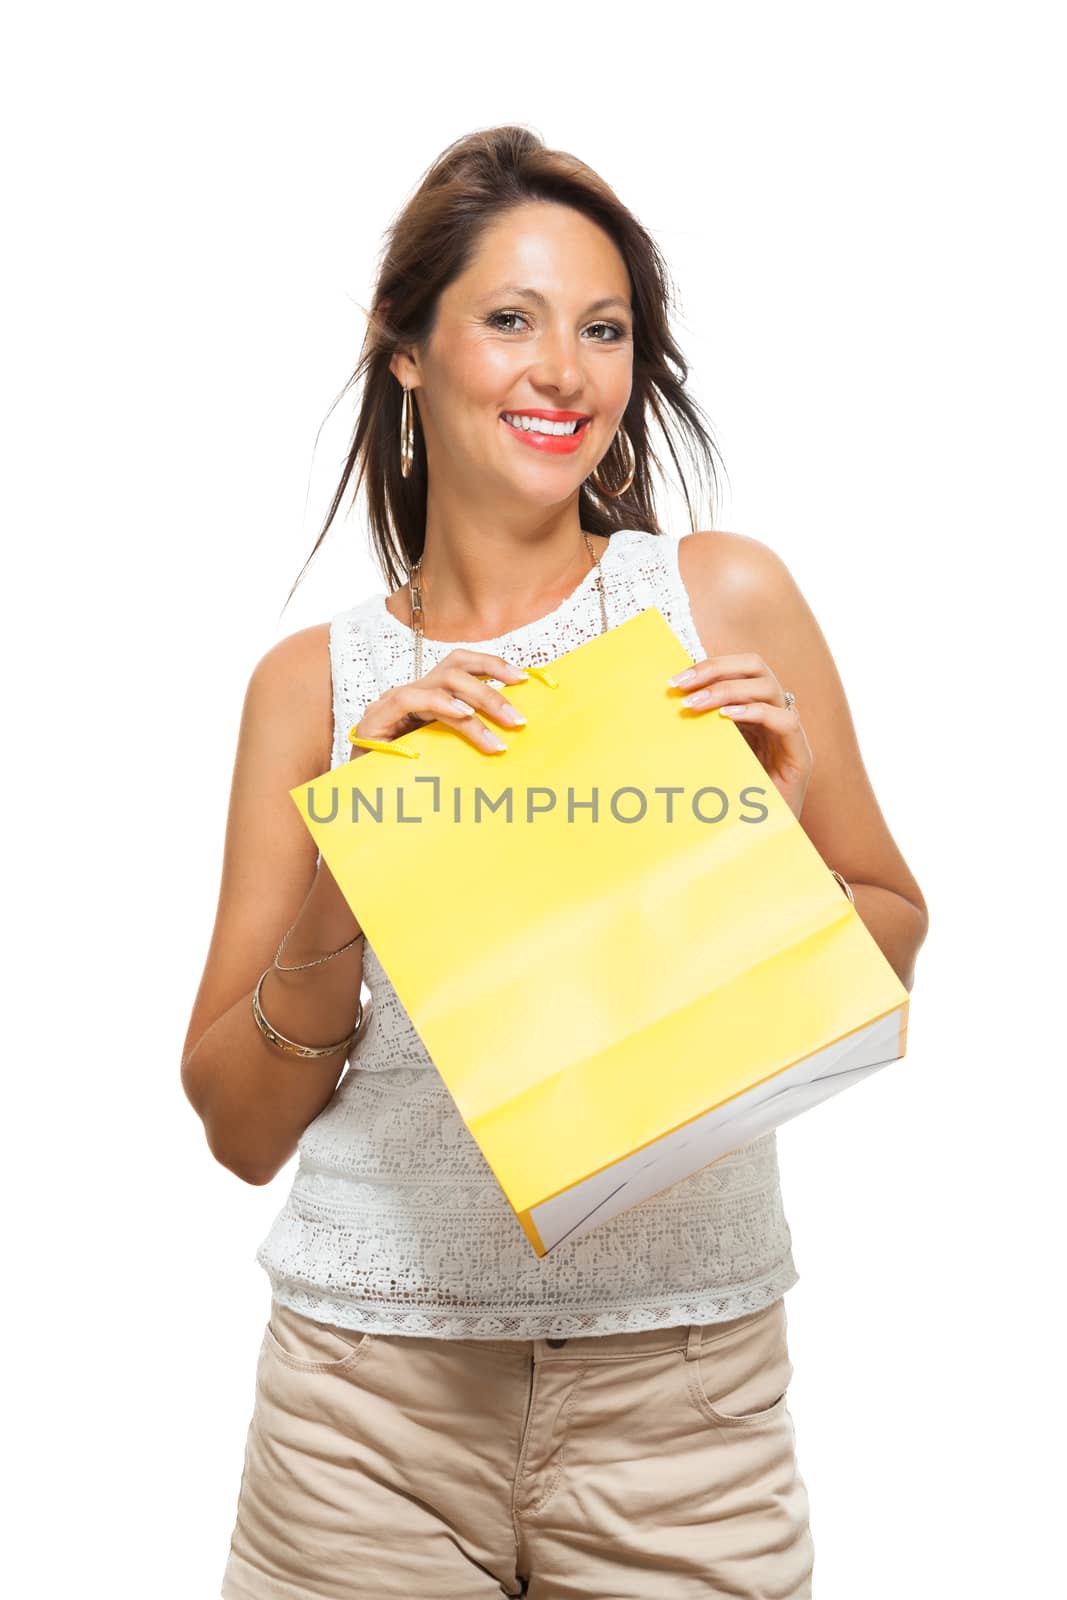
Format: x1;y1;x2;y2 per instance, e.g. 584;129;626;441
400;385;416;479
589;425;636;498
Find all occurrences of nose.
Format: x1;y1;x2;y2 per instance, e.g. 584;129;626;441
529;326;584;401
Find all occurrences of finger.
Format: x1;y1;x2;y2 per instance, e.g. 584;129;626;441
424;689;510;752
440;649;529;684
376;684;511;751
437;669;527;729
717;702;803;736
668;652;768;688
678;676;779;710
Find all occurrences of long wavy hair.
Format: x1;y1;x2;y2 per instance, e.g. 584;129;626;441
284;124;726;607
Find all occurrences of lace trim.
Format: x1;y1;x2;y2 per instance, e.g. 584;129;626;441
264;1261;800;1341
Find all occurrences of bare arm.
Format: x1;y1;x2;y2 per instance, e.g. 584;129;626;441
180;623;366;1185
679;531;930;991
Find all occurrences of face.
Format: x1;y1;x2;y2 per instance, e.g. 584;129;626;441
391;201;634;509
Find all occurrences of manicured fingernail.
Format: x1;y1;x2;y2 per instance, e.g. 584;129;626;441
719;704;746;716
669;668;697;687
681;691;709;707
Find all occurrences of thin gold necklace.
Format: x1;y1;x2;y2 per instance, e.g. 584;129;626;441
409;532;608;680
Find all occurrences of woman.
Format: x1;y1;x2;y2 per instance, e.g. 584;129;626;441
183;125;928;1599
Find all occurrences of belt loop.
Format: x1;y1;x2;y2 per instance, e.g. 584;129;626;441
684;1324;704;1363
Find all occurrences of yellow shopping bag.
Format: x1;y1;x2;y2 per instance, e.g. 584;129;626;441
291;605;909;1256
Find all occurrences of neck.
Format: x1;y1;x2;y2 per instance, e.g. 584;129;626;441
411;503;600;639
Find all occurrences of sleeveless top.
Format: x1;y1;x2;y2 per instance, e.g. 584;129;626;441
254;528;799;1338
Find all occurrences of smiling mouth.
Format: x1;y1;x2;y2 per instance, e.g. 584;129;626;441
499;412;592;438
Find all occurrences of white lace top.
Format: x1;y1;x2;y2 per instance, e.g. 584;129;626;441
255;528;799;1338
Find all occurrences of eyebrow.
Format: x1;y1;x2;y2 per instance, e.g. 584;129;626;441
482;284;632;316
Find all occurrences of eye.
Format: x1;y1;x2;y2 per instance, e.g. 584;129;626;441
486;310;530;333
585;321;626;342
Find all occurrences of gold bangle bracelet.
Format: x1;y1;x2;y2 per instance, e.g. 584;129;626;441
830;868;856;906
252;968;364;1060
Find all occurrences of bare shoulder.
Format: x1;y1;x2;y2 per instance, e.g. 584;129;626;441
249;619;332;694
244;620;334;770
676;529;803;657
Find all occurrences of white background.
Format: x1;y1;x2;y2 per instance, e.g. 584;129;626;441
5;2;1063;1595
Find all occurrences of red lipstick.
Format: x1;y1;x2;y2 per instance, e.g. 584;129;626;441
500;409;592;455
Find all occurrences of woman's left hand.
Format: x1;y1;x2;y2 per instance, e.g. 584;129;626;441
669;651;814;820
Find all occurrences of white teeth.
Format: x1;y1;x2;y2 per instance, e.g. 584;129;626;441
502;413;583;436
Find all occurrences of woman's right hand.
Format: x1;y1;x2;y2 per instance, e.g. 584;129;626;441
348;650;530;759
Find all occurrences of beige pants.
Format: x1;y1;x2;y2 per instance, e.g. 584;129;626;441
221;1293;814;1598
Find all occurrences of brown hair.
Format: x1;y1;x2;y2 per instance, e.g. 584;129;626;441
284;124;726;608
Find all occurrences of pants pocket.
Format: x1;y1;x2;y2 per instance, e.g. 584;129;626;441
263;1298;375;1373
685;1297;794;1428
